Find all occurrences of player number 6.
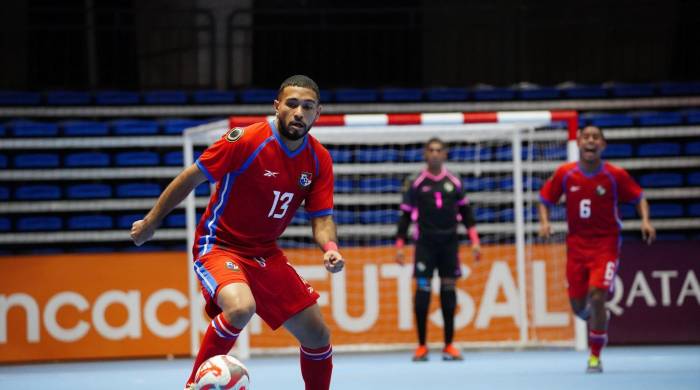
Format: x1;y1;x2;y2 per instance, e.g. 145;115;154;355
579;198;591;219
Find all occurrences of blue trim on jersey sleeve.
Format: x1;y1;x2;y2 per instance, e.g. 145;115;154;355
539;194;555;206
196;159;216;183
269;119;308;158
629;192;643;205
309;143;320;176
307;208;333;218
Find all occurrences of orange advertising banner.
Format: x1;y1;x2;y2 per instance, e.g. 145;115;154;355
0;252;191;362
1;244;572;363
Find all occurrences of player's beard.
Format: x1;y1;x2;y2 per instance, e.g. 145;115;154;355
279;120;310;141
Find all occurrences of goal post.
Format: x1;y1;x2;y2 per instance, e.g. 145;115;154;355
183;110;580;358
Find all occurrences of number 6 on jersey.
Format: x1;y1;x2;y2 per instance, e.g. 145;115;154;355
579;198;591;219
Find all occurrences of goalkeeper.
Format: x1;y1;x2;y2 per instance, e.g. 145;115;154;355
395;137;481;362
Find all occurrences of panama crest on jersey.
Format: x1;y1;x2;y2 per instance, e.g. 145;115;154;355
299;171;313;188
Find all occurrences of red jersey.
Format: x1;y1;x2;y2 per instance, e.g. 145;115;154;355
194;120;334;258
539;161;642;238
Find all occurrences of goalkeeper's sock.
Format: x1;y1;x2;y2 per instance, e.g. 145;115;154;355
300;345;333;390
588;329;607;358
415;288;431;345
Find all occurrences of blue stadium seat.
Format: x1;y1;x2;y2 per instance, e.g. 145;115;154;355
689;203;700;217
0;154;6;169
498;177;514;190
475;207;496;222
472;86;516;101
0;123;5;136
335;178;355;193
497;207;515;222
95;91;139;105
115;183;162;198
518;86;560;100
334;89;378;102
66;184;112;199
582;113;634;128
618;203;637;219
64;152;110;167
650;203;683;218
328;149;353;163
0;217;10;232
117;214;143;229
425;88;469;101
609;83;655;97
685;142;700;156
165;213;187;227
112;119;159;135
687;172;700;186
13;153;60;168
334;210;357;224
559;84;607;99
164;150;202;166
193;90;236;104
291;211;309;225
638;173;683;188
634;111;683;126
0;186;9;200
62;120;109;136
15;185;61;200
0;91;41;105
17;216;62;231
463;177;497;191
114;151;160;166
683;109;700;124
67;215;113;230
355;148;399;163
658;82;700;96
602;144;633;158
534;146;567;160
358;178;402;192
548;206;566;221
524;176;544;190
162;118;205;135
360;210;399;224
46;91;91;105
637;142;681;157
449;146;492;161
319;90;332;102
9;120;59;137
381;88;423;102
195;183;210;196
163;151;183;166
143;91;188;105
239;89;277;103
401;147;424;162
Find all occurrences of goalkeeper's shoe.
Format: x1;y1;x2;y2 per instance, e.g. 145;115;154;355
442;344;464;361
586;355;603;373
412;345;429;362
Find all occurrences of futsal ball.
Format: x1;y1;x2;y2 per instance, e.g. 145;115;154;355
194;355;250;390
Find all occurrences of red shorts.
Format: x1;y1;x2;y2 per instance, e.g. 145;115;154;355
566;235;620;299
194;247;320;330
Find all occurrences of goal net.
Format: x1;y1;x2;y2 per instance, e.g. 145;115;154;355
183;111;579;357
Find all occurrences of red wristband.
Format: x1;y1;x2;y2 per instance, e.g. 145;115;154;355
322;241;338;252
395;238;405;249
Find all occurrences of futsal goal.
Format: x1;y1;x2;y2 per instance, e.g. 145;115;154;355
183;110;583;358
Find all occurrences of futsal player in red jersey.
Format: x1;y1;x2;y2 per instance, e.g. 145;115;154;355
130;75;343;390
538;125;655;373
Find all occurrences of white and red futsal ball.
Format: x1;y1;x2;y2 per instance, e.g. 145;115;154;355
194;355;250;390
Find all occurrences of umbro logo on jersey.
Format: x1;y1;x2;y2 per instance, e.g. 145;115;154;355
264;170;279;177
254;257;267;268
570;186;580;192
225;261;239;271
596;185;606;196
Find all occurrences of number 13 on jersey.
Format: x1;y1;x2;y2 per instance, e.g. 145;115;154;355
268;190;294;219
